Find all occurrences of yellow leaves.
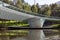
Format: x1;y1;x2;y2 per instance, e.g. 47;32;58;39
45;7;51;16
52;24;60;27
17;24;29;27
10;33;16;35
0;33;2;35
0;21;17;24
52;30;59;32
46;9;51;16
0;20;29;27
50;24;60;28
0;30;28;36
0;33;9;35
0;21;2;23
9;30;28;33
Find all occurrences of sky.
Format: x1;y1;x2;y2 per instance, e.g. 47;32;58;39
24;0;60;5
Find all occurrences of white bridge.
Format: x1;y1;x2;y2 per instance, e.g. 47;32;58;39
0;1;60;40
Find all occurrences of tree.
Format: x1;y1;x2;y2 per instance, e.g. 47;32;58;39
3;0;13;5
31;5;38;13
45;6;51;16
50;3;57;10
50;4;60;17
3;0;9;3
41;5;52;16
36;3;41;14
16;0;23;9
23;3;31;12
21;0;24;3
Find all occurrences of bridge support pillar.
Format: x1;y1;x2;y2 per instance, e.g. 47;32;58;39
27;18;45;40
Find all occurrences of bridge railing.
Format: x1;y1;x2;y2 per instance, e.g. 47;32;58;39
0;1;60;19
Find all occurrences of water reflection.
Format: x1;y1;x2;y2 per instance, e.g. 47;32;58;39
0;29;60;40
44;29;60;40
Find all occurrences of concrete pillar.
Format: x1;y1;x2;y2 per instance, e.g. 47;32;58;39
27;18;45;40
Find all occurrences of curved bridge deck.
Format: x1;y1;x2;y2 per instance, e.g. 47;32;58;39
0;1;60;21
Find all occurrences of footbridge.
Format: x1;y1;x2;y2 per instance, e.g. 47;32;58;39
0;1;60;40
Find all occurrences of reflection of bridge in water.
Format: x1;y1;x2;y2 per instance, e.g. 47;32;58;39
0;1;60;40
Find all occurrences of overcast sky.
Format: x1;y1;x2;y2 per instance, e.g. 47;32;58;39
24;0;60;5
